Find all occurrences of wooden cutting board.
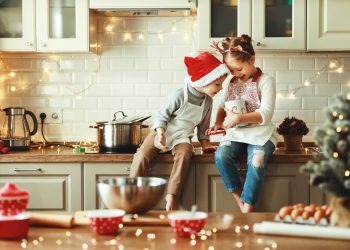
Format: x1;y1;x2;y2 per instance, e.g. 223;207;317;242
30;211;169;228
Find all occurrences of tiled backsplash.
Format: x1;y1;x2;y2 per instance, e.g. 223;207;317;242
0;16;349;143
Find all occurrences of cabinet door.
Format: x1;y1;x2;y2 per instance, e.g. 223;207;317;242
0;163;82;212
197;0;251;50
196;163;309;212
252;0;305;50
84;162;195;211
35;0;89;52
0;0;35;51
307;0;350;51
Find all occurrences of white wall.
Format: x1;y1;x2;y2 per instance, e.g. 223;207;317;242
0;16;349;143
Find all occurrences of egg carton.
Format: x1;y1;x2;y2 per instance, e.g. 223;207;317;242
274;214;329;226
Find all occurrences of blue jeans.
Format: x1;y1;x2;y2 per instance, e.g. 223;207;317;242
215;140;275;206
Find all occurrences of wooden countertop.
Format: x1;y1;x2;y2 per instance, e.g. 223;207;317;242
0;213;348;250
0;146;317;163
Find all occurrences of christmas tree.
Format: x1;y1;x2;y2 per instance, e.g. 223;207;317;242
300;93;350;197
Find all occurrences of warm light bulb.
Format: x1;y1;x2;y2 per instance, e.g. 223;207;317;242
336;127;342;132
336;67;343;73
123;33;132;41
332;111;338;117
345;170;350;177
304;80;310;86
10;86;16;92
276;93;283;99
105;25;114;32
138;33;144;40
333;152;339;158
339;114;344;120
329;61;336;68
8;72;16;77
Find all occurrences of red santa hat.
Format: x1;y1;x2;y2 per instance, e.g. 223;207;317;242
184;52;229;87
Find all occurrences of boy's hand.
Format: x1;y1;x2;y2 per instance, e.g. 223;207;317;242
154;129;169;151
224;108;241;128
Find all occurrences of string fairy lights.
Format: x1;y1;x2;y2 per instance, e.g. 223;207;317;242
99;15;197;51
276;59;345;99
0;15;197;100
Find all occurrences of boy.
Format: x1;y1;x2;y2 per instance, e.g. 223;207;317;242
129;52;229;211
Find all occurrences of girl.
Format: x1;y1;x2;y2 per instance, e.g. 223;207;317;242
207;34;277;213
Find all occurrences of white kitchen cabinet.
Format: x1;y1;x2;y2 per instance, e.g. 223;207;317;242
83;162;195;211
307;0;350;51
197;0;251;51
0;0;94;52
0;0;35;51
0;163;82;212
252;0;305;50
196;162;309;212
198;0;305;51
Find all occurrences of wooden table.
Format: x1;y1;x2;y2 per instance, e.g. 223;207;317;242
1;213;348;250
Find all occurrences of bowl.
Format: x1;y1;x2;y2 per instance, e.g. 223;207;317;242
0;212;30;240
97;177;167;214
168;211;208;237
205;214;234;231
86;209;125;235
0;183;29;216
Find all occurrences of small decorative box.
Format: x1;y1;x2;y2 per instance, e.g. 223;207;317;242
0;183;29;216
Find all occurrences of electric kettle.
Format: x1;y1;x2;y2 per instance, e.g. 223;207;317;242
0;107;38;151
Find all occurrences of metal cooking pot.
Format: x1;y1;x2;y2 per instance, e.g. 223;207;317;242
90;111;150;153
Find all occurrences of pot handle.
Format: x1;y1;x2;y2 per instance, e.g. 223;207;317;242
89;125;103;129
113;111;127;121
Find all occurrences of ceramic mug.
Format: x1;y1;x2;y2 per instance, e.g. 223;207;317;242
224;99;248;127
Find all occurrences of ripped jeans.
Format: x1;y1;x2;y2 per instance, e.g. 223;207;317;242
215;140;275;206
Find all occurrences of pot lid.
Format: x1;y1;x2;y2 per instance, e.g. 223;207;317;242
0;183;29;197
96;111;151;125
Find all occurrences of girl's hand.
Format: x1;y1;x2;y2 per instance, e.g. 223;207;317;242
205;123;225;136
202;145;217;153
224;108;241;128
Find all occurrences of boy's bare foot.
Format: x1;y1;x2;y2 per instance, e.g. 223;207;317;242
165;194;177;211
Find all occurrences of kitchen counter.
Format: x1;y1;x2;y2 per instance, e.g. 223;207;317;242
0;213;348;250
0;145;317;163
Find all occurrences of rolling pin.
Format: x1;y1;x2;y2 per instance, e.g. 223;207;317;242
30;212;74;228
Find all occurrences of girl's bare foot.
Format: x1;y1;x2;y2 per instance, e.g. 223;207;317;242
165;194;177;211
241;203;254;213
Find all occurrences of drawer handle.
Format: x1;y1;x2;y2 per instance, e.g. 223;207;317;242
125;167;130;172
13;168;42;172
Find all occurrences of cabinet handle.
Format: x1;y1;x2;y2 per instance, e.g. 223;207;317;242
26;42;33;47
13;168;42;172
125;167;130;172
256;42;262;46
41;43;47;47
